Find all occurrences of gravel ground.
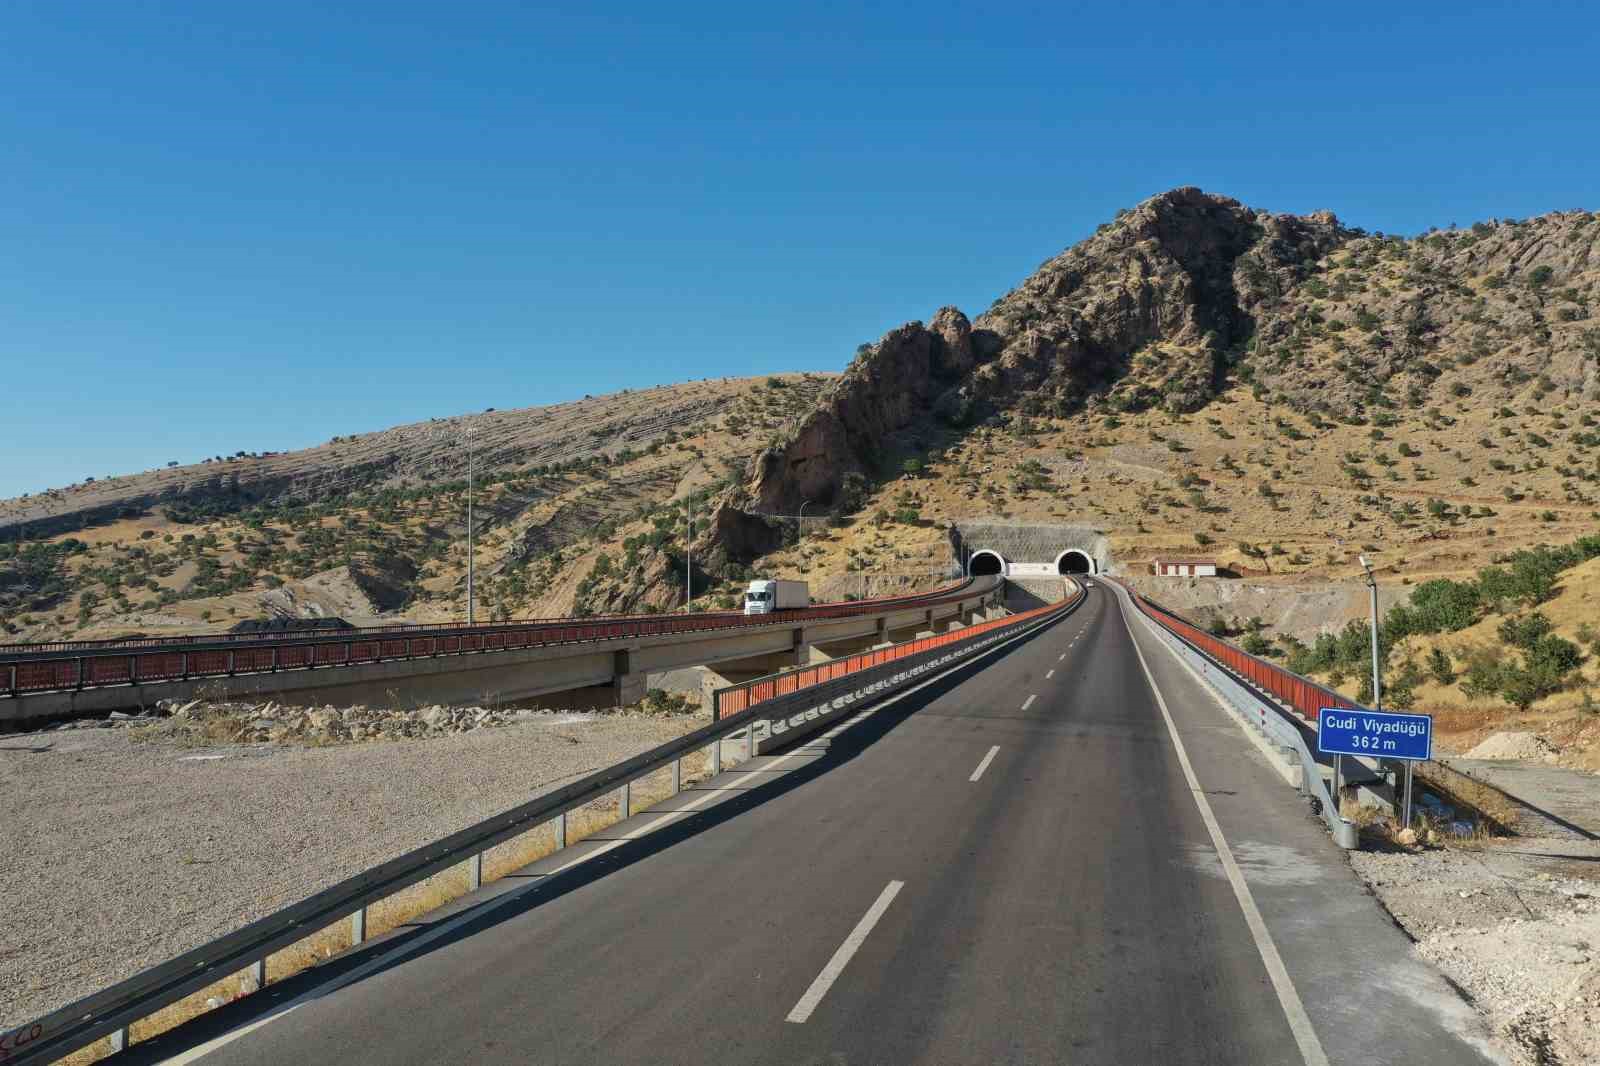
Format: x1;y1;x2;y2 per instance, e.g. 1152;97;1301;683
1350;837;1600;1065
0;711;703;1029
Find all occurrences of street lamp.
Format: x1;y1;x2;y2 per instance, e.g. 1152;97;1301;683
466;427;476;625
1358;555;1381;711
1359;553;1412;827
681;462;706;613
415;420;478;625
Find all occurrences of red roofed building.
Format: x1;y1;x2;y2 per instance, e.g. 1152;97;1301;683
1150;557;1219;577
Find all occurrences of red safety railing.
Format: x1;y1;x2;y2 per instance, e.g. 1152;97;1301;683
1112;579;1357;723
1;578;997;698
715;581;1083;720
0;578;976;657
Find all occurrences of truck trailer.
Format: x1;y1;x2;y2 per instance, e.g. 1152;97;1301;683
743;579;809;615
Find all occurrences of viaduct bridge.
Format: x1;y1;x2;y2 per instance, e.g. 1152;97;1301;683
0;578;1006;727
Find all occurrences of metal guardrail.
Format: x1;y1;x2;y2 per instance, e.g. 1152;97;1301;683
713;583;1081;720
1118;585;1359;725
1;578;998;699
0;576;1060;1065
1110;580;1357;848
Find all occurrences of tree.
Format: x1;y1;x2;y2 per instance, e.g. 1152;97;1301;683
901;458;924;478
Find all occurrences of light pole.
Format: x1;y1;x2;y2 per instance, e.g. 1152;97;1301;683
1360;553;1410;826
681;462;705;613
466;430;476;625
1359;555;1382;711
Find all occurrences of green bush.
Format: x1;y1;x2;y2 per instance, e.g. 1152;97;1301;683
1497;612;1553;650
1427;648;1456;686
1241;632;1272;656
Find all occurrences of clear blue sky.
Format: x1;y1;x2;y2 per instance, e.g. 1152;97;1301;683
4;2;1597;498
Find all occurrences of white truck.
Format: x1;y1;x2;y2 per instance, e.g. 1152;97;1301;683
743;579;809;615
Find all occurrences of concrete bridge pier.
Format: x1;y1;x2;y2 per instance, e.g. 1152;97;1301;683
612;649;648;707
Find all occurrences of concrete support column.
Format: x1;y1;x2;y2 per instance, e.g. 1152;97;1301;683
791;627;808;668
612;648;645;707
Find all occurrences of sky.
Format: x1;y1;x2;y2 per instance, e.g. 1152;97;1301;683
3;1;1598;498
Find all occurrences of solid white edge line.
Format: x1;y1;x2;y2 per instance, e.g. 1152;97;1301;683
164;604;1068;1062
969;745;1000;782
1020;694;1037;710
1113;587;1330;1066
785;880;905;1023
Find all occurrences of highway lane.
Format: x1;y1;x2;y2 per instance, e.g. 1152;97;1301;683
137;584;1497;1066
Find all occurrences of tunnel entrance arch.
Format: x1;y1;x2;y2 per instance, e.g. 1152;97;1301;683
968;550;1007;577
1056;549;1094;575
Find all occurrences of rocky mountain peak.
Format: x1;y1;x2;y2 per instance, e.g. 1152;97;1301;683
724;188;1600;554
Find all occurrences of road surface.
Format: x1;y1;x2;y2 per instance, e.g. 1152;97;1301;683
132;584;1500;1065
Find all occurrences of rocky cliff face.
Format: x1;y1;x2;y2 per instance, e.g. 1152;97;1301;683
968;188;1349;415
746;306;979;514
726;187;1600;533
737;187;1354;522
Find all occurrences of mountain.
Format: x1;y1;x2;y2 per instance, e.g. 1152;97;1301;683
736;187;1599;518
4;188;1598;649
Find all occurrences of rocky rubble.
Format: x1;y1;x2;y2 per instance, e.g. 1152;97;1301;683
148;699;567;744
1351;837;1600;1064
59;692;702;747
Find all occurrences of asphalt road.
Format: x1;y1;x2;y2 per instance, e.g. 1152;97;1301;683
137;584;1500;1066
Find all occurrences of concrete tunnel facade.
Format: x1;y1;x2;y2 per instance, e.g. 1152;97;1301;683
952;522;1110;579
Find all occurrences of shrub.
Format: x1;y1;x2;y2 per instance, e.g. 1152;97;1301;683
1497;612;1553;650
1403;579;1480;633
1459;647;1507;699
1427;648;1456;686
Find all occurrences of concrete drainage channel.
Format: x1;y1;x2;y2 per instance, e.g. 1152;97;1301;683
0;586;1081;1066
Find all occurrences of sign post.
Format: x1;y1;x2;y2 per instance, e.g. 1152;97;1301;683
1318;707;1432;828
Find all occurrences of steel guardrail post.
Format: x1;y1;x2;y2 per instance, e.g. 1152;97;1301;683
350;907;366;945
245;958;265;994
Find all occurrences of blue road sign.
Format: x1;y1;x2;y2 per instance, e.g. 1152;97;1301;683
1318;707;1432;761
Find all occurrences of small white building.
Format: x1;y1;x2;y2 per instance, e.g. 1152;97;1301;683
1151;557;1218;577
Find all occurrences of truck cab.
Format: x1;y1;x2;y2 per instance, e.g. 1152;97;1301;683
743;578;808;616
744;580;778;615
